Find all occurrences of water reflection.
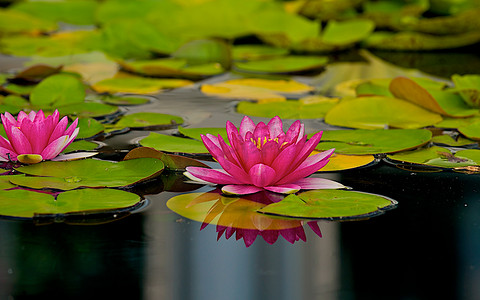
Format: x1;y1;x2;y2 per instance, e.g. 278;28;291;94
167;189;322;247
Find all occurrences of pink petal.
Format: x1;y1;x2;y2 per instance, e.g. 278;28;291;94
185;167;240;185
277;149;334;185
65;118;78;136
9;127;32;154
41;135;69;160
47;116;68;144
269;143;301;180
0;146;17;161
267;116;283;139
33;110;45;123
59;127;79;152
284;120;302;144
51;110;60;124
296;124;305;143
292;177;345;190
252;122;269;144
50;152;98;161
27;110;36;121
15;111;29;124
221;184;263;195
307;221;322;238
0;135;13;151
260;140;281;166
217;134;242;167
248;163;276;187
238;116;255;139
264;184;301;194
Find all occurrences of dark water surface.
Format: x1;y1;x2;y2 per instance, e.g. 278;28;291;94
1;49;480;299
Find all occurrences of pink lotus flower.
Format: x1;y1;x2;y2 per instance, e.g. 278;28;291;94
185;116;343;195
0;110;79;164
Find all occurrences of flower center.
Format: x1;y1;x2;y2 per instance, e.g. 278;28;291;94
250;137;287;149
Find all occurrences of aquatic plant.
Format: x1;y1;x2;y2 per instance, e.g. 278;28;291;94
0;110;79;164
185;116;341;195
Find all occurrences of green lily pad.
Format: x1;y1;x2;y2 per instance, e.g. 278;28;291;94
434;116;480;129
63;140;98;153
123;147;209;171
324;96;443;129
2;83;36;96
0;188;140;219
76;118;105;139
178;126;227;142
0;175;23;190
92;76;193;94
363;31;480;51
112;112;184;130
57;102;118;118
232;45;289;61
118;58;224;78
258;189;397;220
11;158;164;190
30;73;85;109
459;121;480;141
237;97;339;119
1;94;30;108
314;129;432;155
431;134;477;147
321;19;375;46
140;132;208;154
101;95;151;106
234;55;328;74
451;74;480;107
386;146;480;168
172;39;231;69
0;8;57;33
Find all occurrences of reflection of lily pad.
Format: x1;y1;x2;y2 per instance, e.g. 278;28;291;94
315;129;432;155
258;189;397;220
386;146;480;168
140;133;208;154
0;189;140;219
234;55;328;74
237;97;338;119
11;158;164;190
324;96;442;129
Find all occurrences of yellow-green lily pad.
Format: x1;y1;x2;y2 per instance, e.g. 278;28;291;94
57;102;118;118
451;74;480;107
258;189;397;220
234;55;328;74
315;129;432;155
431;134;477;147
92;75;193;94
76;118;105;139
30;73;85;109
459;121;480;141
139;132;208;154
386;146;480;168
11;158;164;190
111;112;184;130
233;45;289;61
313;152;377;172
324;96;443;129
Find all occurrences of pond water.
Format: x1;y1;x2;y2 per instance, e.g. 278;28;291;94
1;47;480;300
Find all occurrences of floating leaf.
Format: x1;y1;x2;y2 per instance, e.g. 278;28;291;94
258;189;397;220
431;134;477;147
13;64;61;82
321;19;375;45
386;146;480;168
451;74;480;107
63;140;98;153
434;116;480;129
139;132;208;154
11;158;164;190
363;31;480;51
92;75;193;94
63;61;118;85
172;39;231;69
57;102;118;118
2;83;36;96
76;118;105;139
0;175;23;190
0;8;57;33
101;95;150;106
237;97;338;119
315;129;432;155
312;152;376;172
324;96;443;129
178;126;227;142
232;45;289;61
459;121;480;141
123;147;209;171
30;73;85;109
0;189;140;219
390;77;477;117
118;58;224;78
234;55;328;74
112;112;184;129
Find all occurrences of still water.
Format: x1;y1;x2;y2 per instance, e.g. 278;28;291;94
0;48;480;299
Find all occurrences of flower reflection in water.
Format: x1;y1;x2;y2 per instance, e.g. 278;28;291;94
167;189;323;247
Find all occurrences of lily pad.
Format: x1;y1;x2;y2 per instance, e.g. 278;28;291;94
324;96;443;129
431;134;477;147
92;76;194;94
63;140;98;153
386;146;480;168
0;188;140;219
312;152;377;172
0;175;23;190
321;19;375;46
123;147;209;171
2;83;36;96
30;73;85;109
314;129;432;155
451;74;480;107
237;97;338;119
112;112;184;130
258;189;397;220
434;116;480;129
459;121;480;141
172;39;231;69
118;58;224;78
57;102;118;118
13;64;62;82
0;9;57;33
101;95;151;106
139;132;208;154
76;118;105;139
234;55;328;74
390;77;477;117
178;126;227;142
232;45;289;61
11;158;164;190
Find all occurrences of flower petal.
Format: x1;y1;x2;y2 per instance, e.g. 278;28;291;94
238;116;255;139
65;118;78;137
292;177;345;190
260;230;279;245
0;135;13;151
41;135;69;160
221;184;263;195
249;163;276;187
9;126;32;154
0;146;17;161
47;116;68;144
307;221;322;238
264;184;300;194
185;167;240;185
267;116;283;139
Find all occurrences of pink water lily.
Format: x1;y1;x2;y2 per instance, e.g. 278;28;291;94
0;110;79;164
185;116;343;195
